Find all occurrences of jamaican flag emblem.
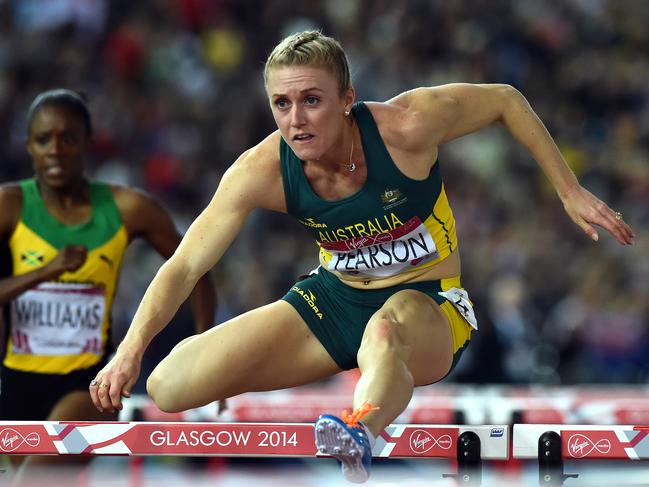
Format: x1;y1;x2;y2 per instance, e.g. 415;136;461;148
21;250;44;266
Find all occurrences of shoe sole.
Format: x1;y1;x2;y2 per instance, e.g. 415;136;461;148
315;417;370;483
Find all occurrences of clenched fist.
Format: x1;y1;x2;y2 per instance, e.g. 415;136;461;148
49;245;87;275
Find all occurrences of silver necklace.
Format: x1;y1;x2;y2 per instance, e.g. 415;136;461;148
347;133;356;172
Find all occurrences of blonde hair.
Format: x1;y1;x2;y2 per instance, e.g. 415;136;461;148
264;30;351;95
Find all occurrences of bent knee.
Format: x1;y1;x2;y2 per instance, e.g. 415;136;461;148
363;318;402;346
146;369;182;413
358;317;409;364
171;334;199;352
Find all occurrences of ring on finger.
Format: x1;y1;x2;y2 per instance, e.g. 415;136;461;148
99;383;110;389
615;211;623;221
90;379;98;387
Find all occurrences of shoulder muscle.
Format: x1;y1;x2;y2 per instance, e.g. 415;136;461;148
218;131;286;214
387;83;518;145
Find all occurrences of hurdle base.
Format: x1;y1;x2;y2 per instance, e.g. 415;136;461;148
538;431;578;486
442;431;482;485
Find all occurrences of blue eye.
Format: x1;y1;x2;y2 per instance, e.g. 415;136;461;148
305;96;319;105
275;99;289;109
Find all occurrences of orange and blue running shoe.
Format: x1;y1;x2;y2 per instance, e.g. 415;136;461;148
315;402;379;483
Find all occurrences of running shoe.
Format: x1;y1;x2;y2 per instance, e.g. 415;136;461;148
314;402;378;483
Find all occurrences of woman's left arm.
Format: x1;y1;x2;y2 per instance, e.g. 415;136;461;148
399;83;635;245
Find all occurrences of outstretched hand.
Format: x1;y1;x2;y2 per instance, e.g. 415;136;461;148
560;185;635;245
89;349;142;413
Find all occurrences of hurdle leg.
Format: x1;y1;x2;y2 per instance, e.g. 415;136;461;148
442;431;482;485
538;431;579;486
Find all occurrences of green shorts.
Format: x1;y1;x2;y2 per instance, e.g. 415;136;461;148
282;267;475;372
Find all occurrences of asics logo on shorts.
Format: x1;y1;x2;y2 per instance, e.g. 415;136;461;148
291;286;323;319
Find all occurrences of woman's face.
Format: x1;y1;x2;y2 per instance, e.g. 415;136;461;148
266;64;354;162
26;104;88;189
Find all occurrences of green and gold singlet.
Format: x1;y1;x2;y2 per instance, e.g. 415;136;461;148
4;179;127;374
280;102;475;371
281;101;458;280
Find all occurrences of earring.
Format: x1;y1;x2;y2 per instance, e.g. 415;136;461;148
344;110;350;116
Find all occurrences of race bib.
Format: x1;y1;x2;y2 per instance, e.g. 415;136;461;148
438;287;478;330
10;282;106;356
321;217;438;278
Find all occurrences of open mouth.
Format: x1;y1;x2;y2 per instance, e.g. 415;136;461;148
293;134;314;142
44;165;65;177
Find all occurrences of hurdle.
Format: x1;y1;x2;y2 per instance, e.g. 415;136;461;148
0;421;509;485
514;424;649;486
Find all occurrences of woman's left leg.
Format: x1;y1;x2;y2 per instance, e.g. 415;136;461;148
353;289;455;437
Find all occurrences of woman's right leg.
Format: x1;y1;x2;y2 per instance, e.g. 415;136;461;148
147;300;342;412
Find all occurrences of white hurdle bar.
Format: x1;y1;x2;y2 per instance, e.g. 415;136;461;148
0;422;509;460
514;424;649;486
514;424;649;460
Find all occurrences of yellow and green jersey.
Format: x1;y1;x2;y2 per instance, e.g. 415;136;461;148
5;179;127;374
280;101;458;280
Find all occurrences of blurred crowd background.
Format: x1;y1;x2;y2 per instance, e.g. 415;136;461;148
0;0;647;388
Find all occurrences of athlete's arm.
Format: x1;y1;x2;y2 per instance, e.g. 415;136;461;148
120;135;284;354
0;185;87;305
90;133;285;411
113;187;217;335
389;83;634;245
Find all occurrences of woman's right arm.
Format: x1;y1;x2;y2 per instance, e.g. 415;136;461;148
0;186;85;306
119;139;285;356
90;134;286;411
0;245;87;305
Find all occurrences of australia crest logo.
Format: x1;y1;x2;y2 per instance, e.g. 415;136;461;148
380;188;407;210
380;188;402;204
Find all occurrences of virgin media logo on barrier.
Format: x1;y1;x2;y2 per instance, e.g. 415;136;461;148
409;429;453;454
0;428;41;452
567;433;611;458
